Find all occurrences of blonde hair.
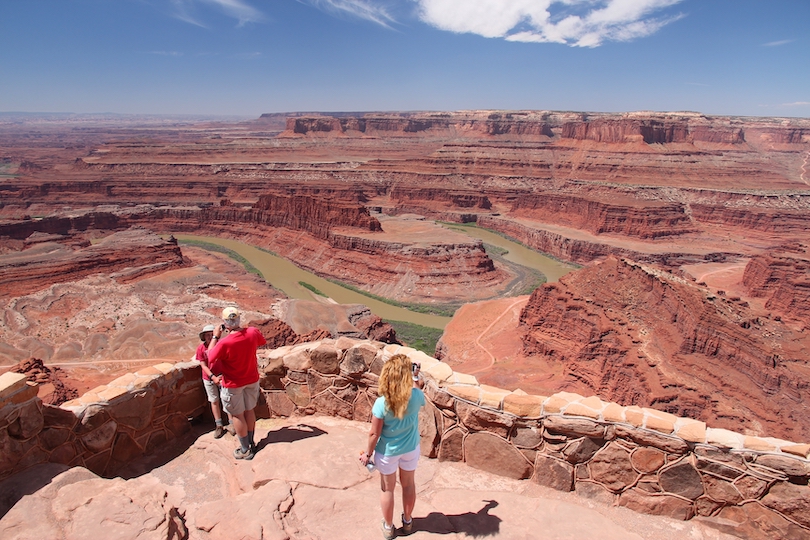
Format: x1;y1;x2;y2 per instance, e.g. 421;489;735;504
378;354;413;419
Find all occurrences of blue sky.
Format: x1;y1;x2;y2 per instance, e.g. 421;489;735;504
1;0;808;118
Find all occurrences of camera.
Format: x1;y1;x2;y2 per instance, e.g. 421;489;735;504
220;324;226;331
411;362;418;373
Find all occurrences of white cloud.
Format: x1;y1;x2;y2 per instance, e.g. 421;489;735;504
299;0;398;28
763;39;793;47
170;0;263;27
781;101;810;107
415;0;685;47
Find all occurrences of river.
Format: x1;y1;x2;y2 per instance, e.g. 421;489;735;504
175;225;574;330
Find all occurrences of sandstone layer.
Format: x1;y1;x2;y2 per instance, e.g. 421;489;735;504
437;254;810;441
1;110;809;443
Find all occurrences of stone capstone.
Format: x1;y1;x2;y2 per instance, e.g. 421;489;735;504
340;344;377;376
309;343;340;374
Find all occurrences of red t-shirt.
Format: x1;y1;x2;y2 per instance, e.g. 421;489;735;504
207;327;266;388
195;343;212;381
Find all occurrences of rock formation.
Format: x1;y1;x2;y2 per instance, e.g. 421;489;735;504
0;228;188;298
1;108;809;451
2;339;808;539
516;256;810;441
742;242;810;328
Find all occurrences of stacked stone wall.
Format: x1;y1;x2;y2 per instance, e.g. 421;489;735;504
0;362;206;480
259;338;810;537
2;338;810;537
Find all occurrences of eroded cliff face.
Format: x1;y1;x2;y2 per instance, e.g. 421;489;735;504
1;110;809;444
518;257;810;441
0;202;511;305
0;229;188;298
742;243;810;327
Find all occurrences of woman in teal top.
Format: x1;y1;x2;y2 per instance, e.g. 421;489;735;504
360;354;425;539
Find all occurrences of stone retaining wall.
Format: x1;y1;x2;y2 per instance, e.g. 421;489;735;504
0;362;206;480
2;338;809;537
260;338;810;537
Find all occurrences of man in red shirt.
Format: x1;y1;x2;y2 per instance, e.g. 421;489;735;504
208;306;267;460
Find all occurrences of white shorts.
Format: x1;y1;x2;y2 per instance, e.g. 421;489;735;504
203;379;221;403
220;382;260;416
373;447;420;476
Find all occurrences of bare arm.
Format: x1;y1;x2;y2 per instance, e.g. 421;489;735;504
360;415;383;465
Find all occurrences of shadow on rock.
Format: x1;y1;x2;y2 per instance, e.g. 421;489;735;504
0;462;71;519
413;500;501;537
254;423;327;453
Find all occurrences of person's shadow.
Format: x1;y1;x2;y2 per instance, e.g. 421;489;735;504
253;423;327;453
411;500;501;537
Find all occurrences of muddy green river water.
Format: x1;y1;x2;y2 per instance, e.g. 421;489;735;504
175;225;574;330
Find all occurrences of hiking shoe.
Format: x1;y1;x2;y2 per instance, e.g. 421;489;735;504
233;446;255;460
381;520;395;540
213;426;226;439
401;514;413;535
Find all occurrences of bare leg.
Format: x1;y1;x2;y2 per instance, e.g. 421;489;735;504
211;400;222;423
231;412;248;437
244;407;256;433
379;472;397;528
399;468;416;522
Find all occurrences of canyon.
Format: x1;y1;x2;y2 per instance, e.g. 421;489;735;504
1;109;809;445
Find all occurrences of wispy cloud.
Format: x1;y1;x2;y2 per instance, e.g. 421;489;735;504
299;0;398;28
148;50;185;57
170;0;263;28
763;39;793;47
781;101;810;107
415;0;685;47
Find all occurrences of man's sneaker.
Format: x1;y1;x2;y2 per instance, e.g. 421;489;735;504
213;426;226;439
401;514;413;535
233;446;255;460
381;520;395;540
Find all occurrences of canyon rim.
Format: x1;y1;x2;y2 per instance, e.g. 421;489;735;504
1;109;809;538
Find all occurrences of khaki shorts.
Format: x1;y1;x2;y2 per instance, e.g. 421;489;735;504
202;379;221;403
220;382;260;416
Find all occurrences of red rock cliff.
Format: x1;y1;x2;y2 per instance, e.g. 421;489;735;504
518;256;810;440
742;243;810;327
